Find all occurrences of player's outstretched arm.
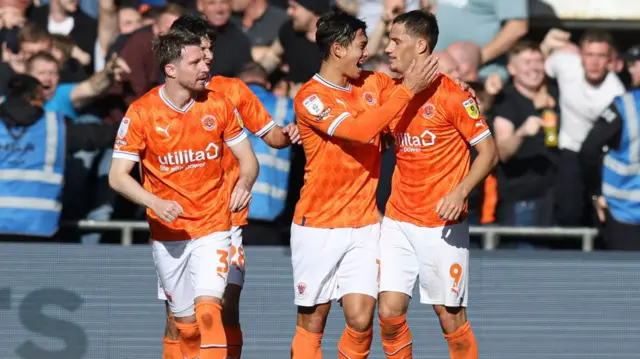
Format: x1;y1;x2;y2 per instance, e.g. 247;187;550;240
296;55;439;144
108;158;183;222
228;138;259;212
262;123;301;148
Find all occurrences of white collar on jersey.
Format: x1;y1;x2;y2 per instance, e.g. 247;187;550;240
159;85;196;113
312;74;352;92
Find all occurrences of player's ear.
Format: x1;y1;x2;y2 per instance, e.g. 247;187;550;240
416;38;428;55
331;41;344;59
165;63;177;79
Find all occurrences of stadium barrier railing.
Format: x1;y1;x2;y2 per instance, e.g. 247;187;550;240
64;220;599;251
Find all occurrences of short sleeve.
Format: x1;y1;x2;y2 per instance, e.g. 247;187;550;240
495;0;528;21
545;52;580;79
223;101;248;147
447;90;491;146
235;81;275;137
294;90;350;136
112;106;146;162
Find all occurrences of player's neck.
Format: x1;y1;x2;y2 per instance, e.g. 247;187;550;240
162;81;194;110
317;64;350;88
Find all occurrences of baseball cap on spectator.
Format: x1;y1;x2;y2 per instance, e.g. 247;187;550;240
295;0;331;15
622;45;640;62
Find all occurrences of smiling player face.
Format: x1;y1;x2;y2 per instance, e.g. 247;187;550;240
341;29;370;80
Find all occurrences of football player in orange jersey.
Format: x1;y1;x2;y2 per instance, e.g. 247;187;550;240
108;30;259;359
377;11;498;359
290;11;440;359
154;15;301;359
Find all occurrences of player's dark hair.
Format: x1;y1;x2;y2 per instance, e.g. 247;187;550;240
393;10;439;53
316;11;367;61
170;14;217;45
152;29;202;73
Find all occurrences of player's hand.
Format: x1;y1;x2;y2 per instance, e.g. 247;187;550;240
516;116;543;137
436;188;466;221
282;123;301;145
402;55;439;94
484;72;503;96
593;195;608;223
230;180;252;212
150;197;184;223
453;78;475;97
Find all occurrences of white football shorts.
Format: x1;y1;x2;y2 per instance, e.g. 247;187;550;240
379;217;470;307
153;230;232;317
290;223;380;307
157;226;245;301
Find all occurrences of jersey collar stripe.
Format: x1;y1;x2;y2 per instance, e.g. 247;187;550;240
159;86;195;113
312;74;352;92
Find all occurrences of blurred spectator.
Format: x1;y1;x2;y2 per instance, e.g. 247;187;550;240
198;0;252;77
258;0;329;97
0;74;117;242
446;41;481;83
27;51;130;120
29;0;98;74
1;23;55;94
434;0;528;82
51;34;89;83
580;47;640;250
493;41;559;232
119;5;144;34
432;50;460;79
238;62;295;245
229;0;288;61
102;3;184;125
545;29;625;226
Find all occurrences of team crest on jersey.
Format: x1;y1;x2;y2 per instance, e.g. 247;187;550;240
296;281;308;299
201;115;217;131
303;94;324;116
463;98;480;119
422;103;436;119
117;118;130;139
234;108;245;128
363;92;376;105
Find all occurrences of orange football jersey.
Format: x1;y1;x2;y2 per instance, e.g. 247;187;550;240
385;75;491;227
293;71;406;228
112;85;247;241
207;77;275;227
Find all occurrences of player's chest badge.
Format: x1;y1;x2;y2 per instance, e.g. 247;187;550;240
421;103;436;119
362;92;376;106
201;115;217;131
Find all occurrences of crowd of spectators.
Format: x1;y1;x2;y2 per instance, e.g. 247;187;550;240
1;0;638;249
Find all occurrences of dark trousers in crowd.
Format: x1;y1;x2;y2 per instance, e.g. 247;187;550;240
555;149;592;226
604;211;640;250
496;189;555;249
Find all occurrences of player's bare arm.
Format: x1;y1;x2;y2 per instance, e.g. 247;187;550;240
436;136;498;221
262;123;301;148
228;139;259;212
108;158;184;222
